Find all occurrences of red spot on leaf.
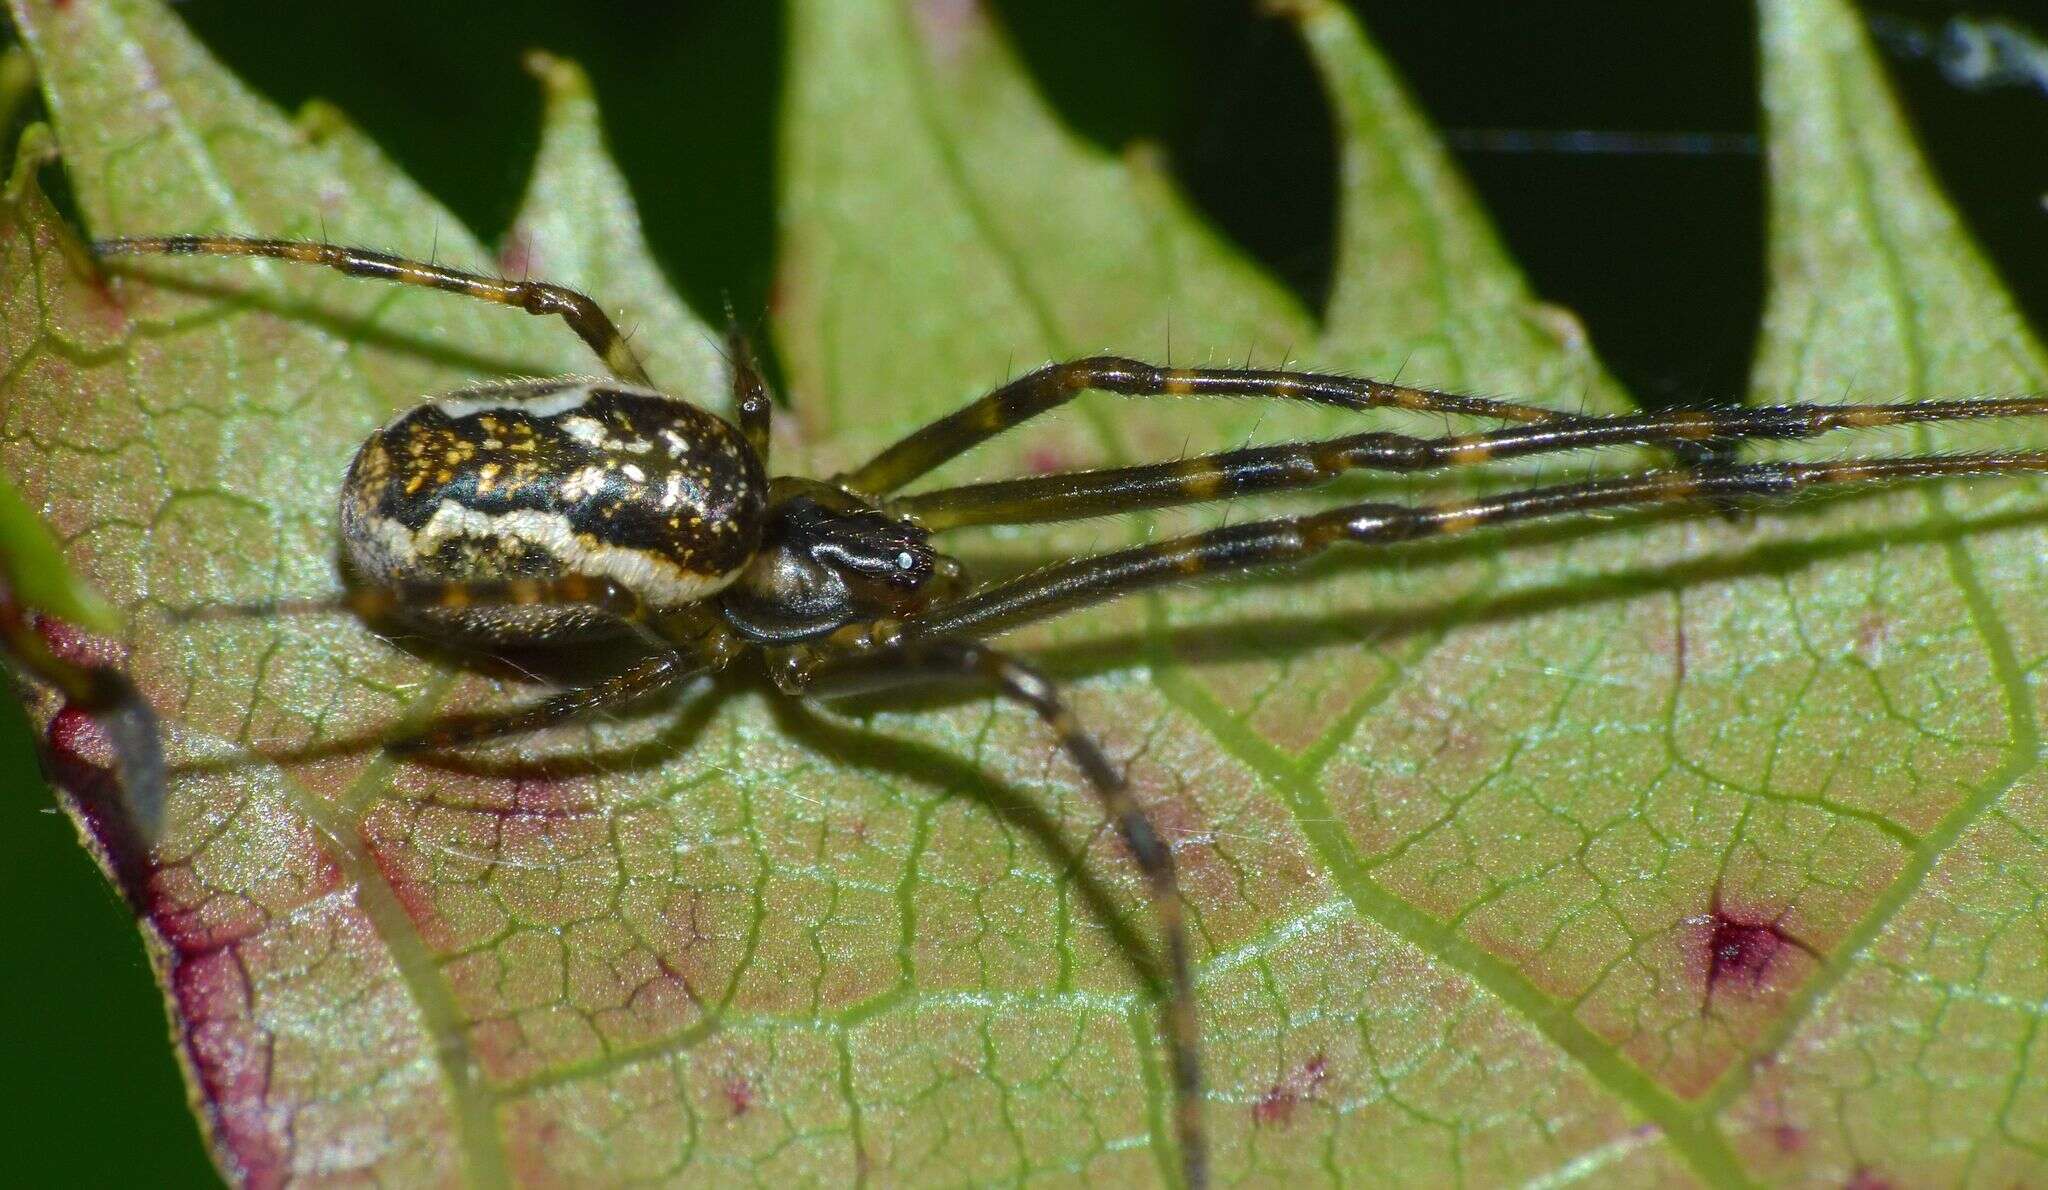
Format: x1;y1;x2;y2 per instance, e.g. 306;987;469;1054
1708;919;1787;990
722;1075;755;1118
1117;788;1224;898
359;783;599;954
1844;1168;1893;1190
151;843;341;957
43;702;158;898
1250;1053;1329;1127
151;882;268;955
498;228;536;278
48;704;109;767
598;948;710;1052
504;775;595;818
1745;1081;1811;1157
33;613;98;665
1023;446;1070;475
464;1017;534;1084
661;890;720;955
1693;888;1819;1015
912;0;980;66
84;261;129;317
1671;614;1688;684
171;946;251;1021
440;774;598;820
28;616;153;880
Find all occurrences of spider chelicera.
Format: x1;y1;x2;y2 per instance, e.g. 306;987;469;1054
90;233;2048;1188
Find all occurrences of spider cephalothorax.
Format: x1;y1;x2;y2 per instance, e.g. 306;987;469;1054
720;478;951;643
97;233;2048;1189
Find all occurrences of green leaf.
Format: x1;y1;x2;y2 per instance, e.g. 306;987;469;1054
0;122;119;637
4;0;2046;1185
0;467;118;632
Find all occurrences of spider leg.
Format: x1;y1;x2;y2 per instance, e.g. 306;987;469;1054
182;574;737;753
774;639;1205;1189
93;235;652;385
182;573;646;624
890;395;2048;528
836;355;1567;497
355;574;656;625
177;574;733;664
861;451;2048;647
389;645;713;753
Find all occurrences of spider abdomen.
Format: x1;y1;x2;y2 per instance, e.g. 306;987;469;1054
339;377;766;639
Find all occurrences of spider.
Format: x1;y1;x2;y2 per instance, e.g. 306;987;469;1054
89;233;2048;1189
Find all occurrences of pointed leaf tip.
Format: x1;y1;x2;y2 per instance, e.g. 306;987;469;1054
1753;0;2047;410
6;118;56;198
511;46;727;406
523;47;589;99
1290;0;1623;413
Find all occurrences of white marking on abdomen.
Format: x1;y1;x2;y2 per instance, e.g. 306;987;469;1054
423;378;645;422
557;415;609;447
559;466;608;501
372;499;737;607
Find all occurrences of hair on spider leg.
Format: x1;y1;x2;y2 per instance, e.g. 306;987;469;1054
88;231;2048;1188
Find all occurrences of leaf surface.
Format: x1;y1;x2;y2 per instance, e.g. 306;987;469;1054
4;0;2047;1185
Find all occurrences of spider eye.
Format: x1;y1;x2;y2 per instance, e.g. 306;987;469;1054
845;537;932;590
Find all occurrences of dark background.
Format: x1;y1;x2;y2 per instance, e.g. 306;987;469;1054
4;1;2045;1183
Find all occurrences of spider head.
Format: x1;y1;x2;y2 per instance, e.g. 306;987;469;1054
718;480;946;643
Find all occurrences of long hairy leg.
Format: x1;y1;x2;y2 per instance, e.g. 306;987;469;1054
95;235;653;384
889;396;2048;528
852;452;2048;647
179;575;736;752
177;573;669;648
390;647;713;753
838;355;1567;496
